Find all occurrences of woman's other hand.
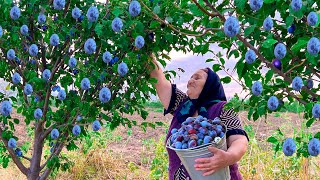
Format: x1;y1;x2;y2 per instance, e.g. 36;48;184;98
194;146;232;176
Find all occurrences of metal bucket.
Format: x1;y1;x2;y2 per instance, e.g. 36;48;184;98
166;129;230;180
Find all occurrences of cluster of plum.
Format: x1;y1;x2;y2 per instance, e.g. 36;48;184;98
169;115;226;149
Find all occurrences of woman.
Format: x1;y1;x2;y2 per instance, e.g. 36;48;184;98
149;54;249;180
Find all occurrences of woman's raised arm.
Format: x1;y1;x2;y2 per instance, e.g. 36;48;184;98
148;54;172;110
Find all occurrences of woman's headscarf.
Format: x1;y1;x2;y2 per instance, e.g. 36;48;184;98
176;68;227;122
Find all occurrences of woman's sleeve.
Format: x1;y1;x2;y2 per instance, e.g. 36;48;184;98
220;108;249;141
163;84;188;116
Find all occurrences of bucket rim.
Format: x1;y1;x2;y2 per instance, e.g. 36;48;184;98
166;124;227;151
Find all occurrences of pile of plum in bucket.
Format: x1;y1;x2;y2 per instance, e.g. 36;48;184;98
169;115;226;149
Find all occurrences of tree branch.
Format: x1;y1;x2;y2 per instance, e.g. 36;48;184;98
139;0;220;37
39;141;64;179
284;87;307;104
284;59;307;76
202;0;319;102
0;128;28;175
63;0;71;18
22;155;32;162
191;0;219;17
39;140;64;171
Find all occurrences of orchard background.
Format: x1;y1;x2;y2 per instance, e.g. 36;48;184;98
0;0;319;179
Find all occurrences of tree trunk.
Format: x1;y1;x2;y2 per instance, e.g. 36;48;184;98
27;123;44;180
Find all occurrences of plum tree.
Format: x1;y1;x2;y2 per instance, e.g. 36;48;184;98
307;37;320;55
84;38;96;54
274;43;286;59
0;0;319;179
12;72;21;84
287;24;296;34
72;125;81;136
117;62;128;77
34;108;43;120
291;76;303;91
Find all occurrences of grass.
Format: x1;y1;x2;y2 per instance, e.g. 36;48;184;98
239;125;320;180
144;100;164;113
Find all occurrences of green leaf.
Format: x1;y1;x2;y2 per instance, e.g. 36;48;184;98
285;16;294;27
235;0;246;11
277;128;284;136
135;22;144;34
2;156;9;168
248;108;254;120
155;121;164;126
291;39;308;53
165;33;173;43
153;5;160;14
212;64;221;72
60;75;73;87
190;4;204;16
265;70;273;83
112;8;122;17
257;105;266;115
4;0;12;4
315;132;320;139
66;141;79;151
94;23;104;37
262;39;277;48
306;118;315;127
150;21;160;28
165;17;173;23
13;119;19;124
149;122;156;129
220;76;231;84
141;110;148;120
264;0;275;3
244;25;256;37
267;136;278;143
228;49;240;59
